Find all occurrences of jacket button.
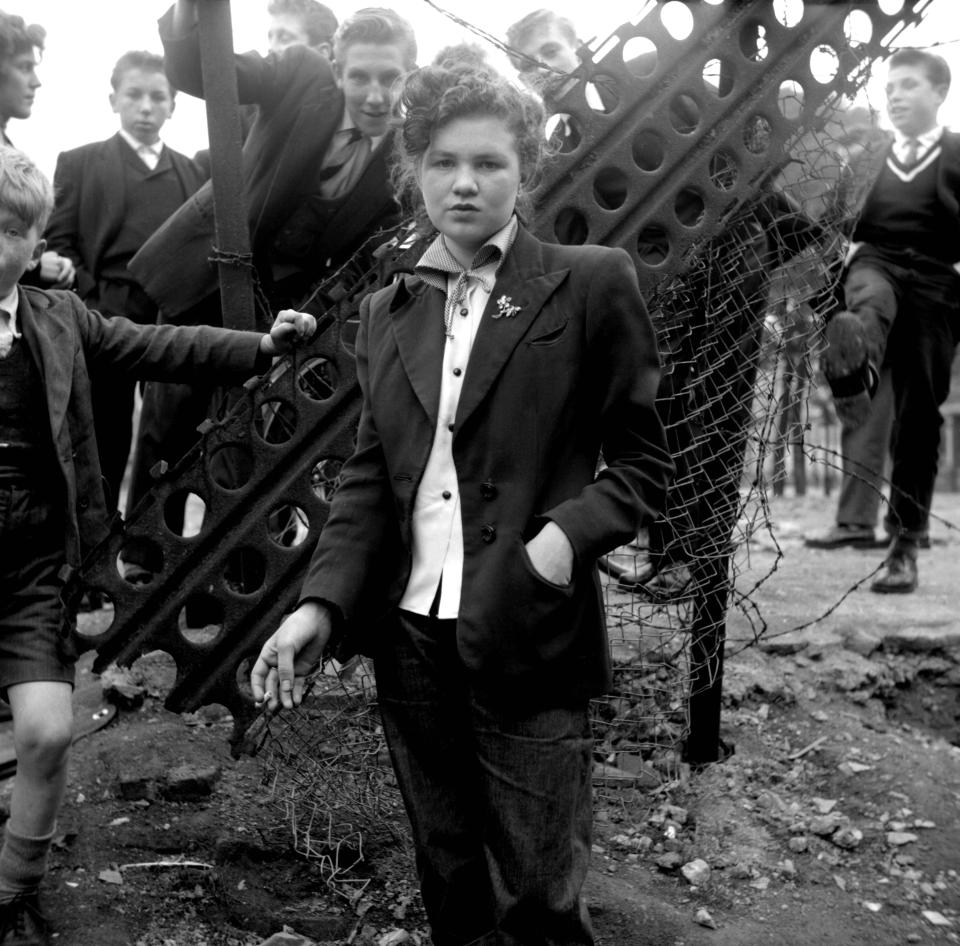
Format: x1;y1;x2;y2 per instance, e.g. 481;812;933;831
480;480;497;500
480;524;496;543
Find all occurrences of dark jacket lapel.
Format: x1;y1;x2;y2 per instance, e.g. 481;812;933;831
455;228;569;430
18;289;72;439
390;275;446;426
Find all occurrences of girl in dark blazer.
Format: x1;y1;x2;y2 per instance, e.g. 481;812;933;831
252;58;673;945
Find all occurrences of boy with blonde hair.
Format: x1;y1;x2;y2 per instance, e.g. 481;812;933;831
0;146;313;945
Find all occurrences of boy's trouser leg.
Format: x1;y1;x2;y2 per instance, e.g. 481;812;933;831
884;273;959;541
836;366;894;528
375;611;595;946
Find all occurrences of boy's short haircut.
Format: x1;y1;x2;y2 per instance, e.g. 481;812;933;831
506;9;578;70
110;50;176;97
0;11;44;65
333;7;417;70
888;47;951;91
0;145;54;233
267;0;339;49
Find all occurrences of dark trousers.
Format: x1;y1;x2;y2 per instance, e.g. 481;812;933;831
375;611;595;946
90;368;138;512
843;251;960;540
124;297;221;528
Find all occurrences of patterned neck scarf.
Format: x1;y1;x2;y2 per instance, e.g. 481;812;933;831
415;216;518;338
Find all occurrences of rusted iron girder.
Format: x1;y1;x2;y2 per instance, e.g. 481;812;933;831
75;0;930;751
197;0;256;331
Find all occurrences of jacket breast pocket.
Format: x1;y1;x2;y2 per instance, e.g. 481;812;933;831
527;318;569;348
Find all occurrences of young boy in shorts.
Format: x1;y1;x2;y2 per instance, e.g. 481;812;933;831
0;145;314;945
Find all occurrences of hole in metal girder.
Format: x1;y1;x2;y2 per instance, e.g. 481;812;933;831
632;130;664;171
207;443;254;490
118;538;164;582
298;356;338;401
843;10;873;45
554;208;589;246
622;36;657;78
778;80;805;121
311;457;344;503
810;45;839;84
224;547;267;595
178;593;223;647
255;398;298;444
235;656;255;701
546;113;582;153
675;190;705;228
772;0;804;29
878;0;904;13
740;21;768;62
593;167;629;211
162;489;206;537
75;588;114;637
743;115;773;155
268;503;310;547
661;1;694;40
702;58;733;97
637;225;671;266
670;94;700;134
586;76;618;114
708;150;739;191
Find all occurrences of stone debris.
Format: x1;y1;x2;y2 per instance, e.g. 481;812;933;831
694;907;718;929
810;813;847;837
159;764;221;801
681;859;711;886
922;910;953;927
811;797;837;814
832;827;864;850
838;760;873;776
257;930;317;946
886;832;919;847
378;931;413;946
99;665;146;709
655;852;684;872
788;836;809;853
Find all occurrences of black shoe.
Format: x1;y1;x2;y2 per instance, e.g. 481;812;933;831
805;524;878;549
0;894;50;946
871;549;918;594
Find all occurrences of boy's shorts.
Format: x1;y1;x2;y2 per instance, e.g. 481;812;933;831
0;480;77;694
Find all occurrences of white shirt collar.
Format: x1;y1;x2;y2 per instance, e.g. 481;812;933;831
893;125;942;149
0;284;19;337
118;128;164;157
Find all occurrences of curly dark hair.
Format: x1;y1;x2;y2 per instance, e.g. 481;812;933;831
391;57;546;232
0;11;44;66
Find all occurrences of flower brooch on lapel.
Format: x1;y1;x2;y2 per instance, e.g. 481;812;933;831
493;295;521;319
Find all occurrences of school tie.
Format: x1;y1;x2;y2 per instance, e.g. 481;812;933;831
901;137;919;167
317;127;364;183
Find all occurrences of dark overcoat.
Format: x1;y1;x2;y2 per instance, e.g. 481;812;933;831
129;7;398;321
43;133;207;310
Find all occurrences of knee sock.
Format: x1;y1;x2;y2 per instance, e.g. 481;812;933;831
0;826;55;902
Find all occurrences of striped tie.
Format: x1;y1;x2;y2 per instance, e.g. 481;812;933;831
902;138;919;167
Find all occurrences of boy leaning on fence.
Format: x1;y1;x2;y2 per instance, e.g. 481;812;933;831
0;145;315;945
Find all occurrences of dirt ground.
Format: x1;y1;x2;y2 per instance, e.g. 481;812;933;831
3;490;958;946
